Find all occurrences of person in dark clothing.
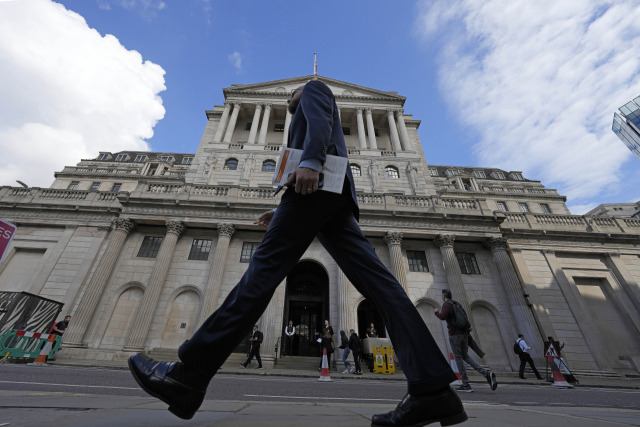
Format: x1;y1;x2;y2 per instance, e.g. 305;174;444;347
339;330;353;373
51;315;71;336
284;320;296;356
323;319;334;337
348;329;362;375
435;289;497;393
319;330;334;370
366;322;378;338
516;334;542;380
240;325;263;369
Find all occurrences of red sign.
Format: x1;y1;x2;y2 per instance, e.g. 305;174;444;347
0;219;17;266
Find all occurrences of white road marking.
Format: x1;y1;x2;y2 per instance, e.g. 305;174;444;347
0;380;139;390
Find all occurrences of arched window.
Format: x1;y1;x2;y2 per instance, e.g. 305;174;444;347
385;165;399;179
262;159;276;172
223;158;238;170
350;164;361;177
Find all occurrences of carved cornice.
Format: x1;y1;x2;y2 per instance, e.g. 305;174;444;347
217;223;235;239
383;231;403;245
165;220;185;236
112;218;135;234
434;234;455;248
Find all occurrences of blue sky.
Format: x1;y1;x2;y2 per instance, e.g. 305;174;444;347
1;0;639;214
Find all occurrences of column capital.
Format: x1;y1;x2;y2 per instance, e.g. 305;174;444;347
383;231;403;245
394;109;405;116
485;236;508;251
112;218;135;233
356;107;364;113
232;101;242;107
165;220;185;236
434;234;455;248
365;107;373;113
217;223;235;239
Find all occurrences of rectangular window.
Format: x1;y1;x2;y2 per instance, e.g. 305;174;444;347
429;168;438;176
112;183;122;192
494;171;505;179
274;123;285;132
240;242;260;263
90;182;100;191
67;181;79;190
98;153;109;161
116;154;127;161
496;201;508;211
342;127;351;135
135;155;147;162
188;239;212;261
455;252;480;275
518;202;530;213
445;170;456;177
407;250;429;272
182;157;193;165
137;236;163;258
245;122;252;131
511;173;523;180
540;203;552;214
160;156;173;163
474;170;486;178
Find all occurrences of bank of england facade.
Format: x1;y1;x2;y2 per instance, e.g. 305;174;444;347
1;75;639;377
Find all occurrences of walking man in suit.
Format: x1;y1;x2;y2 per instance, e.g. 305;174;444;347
128;79;468;426
241;325;263;369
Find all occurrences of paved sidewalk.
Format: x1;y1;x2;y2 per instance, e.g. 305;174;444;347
1;389;639;427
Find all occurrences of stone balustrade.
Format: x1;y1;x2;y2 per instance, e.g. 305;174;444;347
0;186;122;207
499;212;640;235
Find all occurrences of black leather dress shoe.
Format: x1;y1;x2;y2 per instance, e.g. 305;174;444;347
371;387;467;427
128;353;205;420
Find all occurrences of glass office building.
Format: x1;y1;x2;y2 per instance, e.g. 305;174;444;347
612;96;640;160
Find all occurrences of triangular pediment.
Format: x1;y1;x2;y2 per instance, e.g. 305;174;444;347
224;75;406;103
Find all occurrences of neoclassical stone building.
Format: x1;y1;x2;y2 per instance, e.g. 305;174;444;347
1;75;639;377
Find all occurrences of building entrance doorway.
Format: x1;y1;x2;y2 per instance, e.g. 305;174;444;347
357;299;386;338
282;261;329;357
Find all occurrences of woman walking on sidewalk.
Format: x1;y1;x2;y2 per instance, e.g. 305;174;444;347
339;330;353;373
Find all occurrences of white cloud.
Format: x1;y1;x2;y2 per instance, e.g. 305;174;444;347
228;51;242;71
98;0;166;20
0;0;165;187
415;0;640;209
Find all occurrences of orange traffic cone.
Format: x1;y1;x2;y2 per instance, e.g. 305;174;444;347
449;353;462;385
547;355;574;389
29;334;56;366
318;348;332;382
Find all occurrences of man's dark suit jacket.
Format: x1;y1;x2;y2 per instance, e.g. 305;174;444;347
287;80;359;220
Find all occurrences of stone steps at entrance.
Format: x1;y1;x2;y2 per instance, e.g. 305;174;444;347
274;356;321;370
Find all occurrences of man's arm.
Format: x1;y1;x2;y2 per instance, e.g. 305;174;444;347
434;302;451;320
52;322;64;334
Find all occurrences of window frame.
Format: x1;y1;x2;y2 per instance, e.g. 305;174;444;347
455;252;481;275
407;250;429;272
111;183;122;192
261;159;276;172
90;182;101;191
224;158;239;171
67;181;80;190
496;201;508;212
137;236;163;258
188;239;212;261
518;202;530;213
540;203;552;214
240;242;261;263
350;164;361;177
385;165;399;179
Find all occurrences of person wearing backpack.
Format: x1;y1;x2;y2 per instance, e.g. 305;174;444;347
435;289;498;393
515;334;542;380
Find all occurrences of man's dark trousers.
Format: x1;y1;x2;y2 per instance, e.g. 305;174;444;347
244;344;261;367
178;188;455;394
519;352;541;378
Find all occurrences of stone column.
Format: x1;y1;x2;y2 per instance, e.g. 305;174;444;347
365;108;377;150
395;110;411;151
384;232;408;292
258;282;283;367
433;234;470;312
197;223;235;325
338;269;354;334
486;237;544;357
213;102;231;142
258;104;272;145
604;253;640;314
124;220;185;351
387;109;402;152
282;109;292;146
223;102;241;143
248;104;262;144
64;219;135;347
356;108;367;149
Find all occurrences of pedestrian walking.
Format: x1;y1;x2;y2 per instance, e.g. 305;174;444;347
348;329;362;375
128;80;467;426
435;289;498;393
515;334;542;379
319;330;334;371
339;330;353;373
240;325;263;369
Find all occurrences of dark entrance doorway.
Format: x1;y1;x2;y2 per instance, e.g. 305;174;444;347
282;261;329;357
357;299;386;338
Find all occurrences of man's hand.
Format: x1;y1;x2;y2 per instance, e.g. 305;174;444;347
434;308;439;313
285;167;319;195
254;210;275;227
